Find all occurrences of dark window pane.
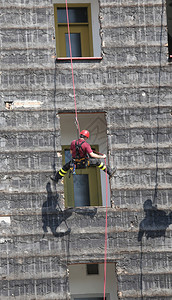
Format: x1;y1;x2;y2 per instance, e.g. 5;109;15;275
65;150;72;163
57;7;88;23
168;32;172;56
65;33;82;57
73;174;90;207
87;264;99;275
166;0;172;58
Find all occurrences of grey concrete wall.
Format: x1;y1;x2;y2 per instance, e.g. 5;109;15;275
0;0;172;299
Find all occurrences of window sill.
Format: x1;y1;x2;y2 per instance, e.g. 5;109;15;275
56;57;102;62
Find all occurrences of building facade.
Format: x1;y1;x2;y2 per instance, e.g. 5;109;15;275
0;0;172;299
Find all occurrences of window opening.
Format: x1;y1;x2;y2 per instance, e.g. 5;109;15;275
68;263;118;300
54;3;93;57
64;149;91;206
73;174;90;206
65;33;82;57
87;264;99;275
57;7;88;23
166;0;172;61
59;113;111;208
53;0;101;58
62;145;102;208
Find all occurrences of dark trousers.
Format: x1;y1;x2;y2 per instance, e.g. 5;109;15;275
54;158;112;180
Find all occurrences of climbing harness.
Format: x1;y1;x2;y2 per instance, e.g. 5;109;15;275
65;2;108;299
69;157;89;177
75;140;86;158
69;140;89;176
73;157;89;169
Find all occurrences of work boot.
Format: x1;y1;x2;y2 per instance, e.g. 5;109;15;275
108;167;117;178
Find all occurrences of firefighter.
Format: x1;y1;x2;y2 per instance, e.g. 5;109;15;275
50;130;116;183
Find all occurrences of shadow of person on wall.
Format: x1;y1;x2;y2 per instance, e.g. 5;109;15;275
42;182;72;237
138;199;172;241
138;199;172;299
42;182;98;238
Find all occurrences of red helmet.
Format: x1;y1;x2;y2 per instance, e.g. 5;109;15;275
80;130;90;138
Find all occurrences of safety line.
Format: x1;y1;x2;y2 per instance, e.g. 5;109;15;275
65;0;80;135
103;158;108;300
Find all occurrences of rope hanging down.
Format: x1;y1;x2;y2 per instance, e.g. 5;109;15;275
65;2;108;298
65;0;80;135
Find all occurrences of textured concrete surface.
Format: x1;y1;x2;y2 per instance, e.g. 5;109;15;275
0;0;172;299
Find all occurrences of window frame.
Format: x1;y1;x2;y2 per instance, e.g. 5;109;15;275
62;145;102;208
54;3;93;58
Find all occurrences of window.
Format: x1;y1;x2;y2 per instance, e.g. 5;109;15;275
68;263;117;300
53;0;101;58
62;145;102;207
166;0;172;61
59;112;110;206
87;264;99;275
54;4;93;57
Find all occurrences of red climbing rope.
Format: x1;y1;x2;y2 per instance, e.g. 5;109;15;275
65;2;108;297
65;0;80;134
